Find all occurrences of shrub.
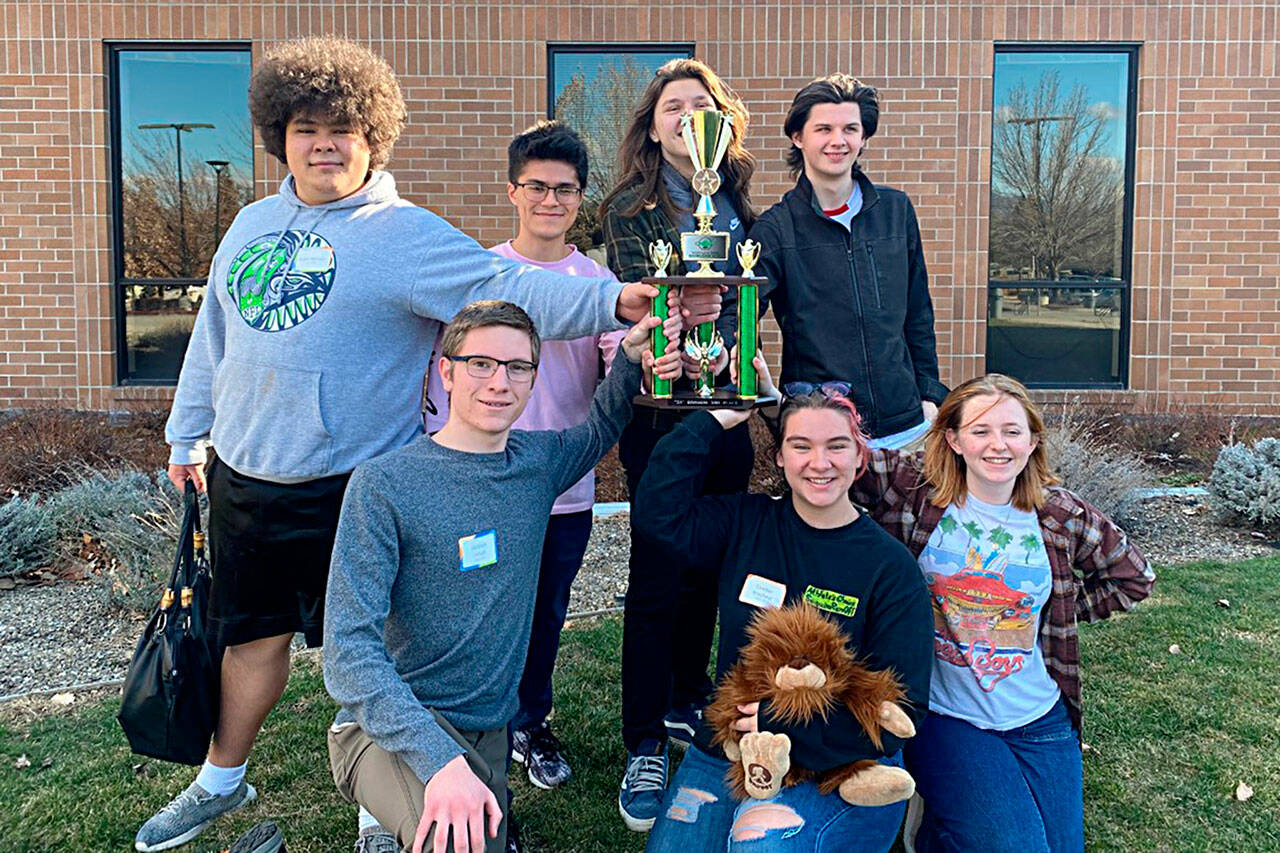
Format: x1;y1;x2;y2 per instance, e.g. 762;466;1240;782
0;408;169;497
1043;407;1149;523
0;495;58;577
45;469;186;610
0;468;187;607
1208;438;1280;533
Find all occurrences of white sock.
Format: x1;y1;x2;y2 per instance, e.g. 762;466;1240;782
194;759;247;797
357;805;382;834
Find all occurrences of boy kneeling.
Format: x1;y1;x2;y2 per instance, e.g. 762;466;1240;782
323;300;678;853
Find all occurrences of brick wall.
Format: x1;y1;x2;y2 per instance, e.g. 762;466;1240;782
1;1;1277;414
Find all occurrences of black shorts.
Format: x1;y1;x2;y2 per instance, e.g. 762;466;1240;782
206;456;350;649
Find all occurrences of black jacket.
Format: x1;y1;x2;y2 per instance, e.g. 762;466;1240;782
749;170;948;438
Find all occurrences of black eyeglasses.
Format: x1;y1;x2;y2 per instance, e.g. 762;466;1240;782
446;355;538;383
781;381;853;401
513;182;584;202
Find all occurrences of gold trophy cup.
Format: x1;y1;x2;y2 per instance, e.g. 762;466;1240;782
638;109;769;409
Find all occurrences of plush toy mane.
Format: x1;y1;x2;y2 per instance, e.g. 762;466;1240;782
706;601;914;801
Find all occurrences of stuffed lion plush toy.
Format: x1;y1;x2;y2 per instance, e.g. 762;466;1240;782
705;601;918;807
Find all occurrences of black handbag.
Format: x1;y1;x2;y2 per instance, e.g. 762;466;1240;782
118;481;220;765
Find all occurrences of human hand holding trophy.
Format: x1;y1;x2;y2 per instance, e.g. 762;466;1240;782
637;109;773;409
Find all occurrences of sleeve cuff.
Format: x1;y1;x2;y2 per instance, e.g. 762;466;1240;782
684;410;724;442
168;444;208;467
404;741;467;786
918;377;949;405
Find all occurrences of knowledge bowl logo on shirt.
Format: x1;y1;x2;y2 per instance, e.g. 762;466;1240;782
226;230;336;332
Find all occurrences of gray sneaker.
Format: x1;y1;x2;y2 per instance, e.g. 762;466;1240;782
354;828;401;853
133;779;257;851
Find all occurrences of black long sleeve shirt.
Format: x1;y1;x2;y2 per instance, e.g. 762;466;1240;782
634;412;934;771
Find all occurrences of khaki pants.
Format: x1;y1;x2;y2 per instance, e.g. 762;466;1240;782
328;713;507;853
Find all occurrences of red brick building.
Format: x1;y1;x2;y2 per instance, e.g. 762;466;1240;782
1;2;1277;414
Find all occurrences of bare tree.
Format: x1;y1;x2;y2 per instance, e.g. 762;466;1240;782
121;129;253;280
554;56;652;248
990;72;1124;281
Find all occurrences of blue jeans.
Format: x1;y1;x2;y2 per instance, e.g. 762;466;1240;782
646;746;907;853
510;510;593;732
905;698;1084;853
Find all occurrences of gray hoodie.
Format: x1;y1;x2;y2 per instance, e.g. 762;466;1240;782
165;172;626;482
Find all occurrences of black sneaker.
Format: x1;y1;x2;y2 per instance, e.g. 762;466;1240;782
522;721;571;790
663;703;704;746
510;726;532;765
227;820;285;853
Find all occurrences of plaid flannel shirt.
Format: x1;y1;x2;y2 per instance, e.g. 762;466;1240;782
601;182;679;284
851;449;1155;736
601;180;740;350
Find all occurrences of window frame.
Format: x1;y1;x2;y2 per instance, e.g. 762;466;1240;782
106;40;253;386
985;43;1140;390
545;42;696;121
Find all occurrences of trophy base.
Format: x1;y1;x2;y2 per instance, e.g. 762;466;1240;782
633;391;779;411
642;275;762;288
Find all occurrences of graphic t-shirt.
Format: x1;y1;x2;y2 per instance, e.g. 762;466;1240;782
918;495;1061;730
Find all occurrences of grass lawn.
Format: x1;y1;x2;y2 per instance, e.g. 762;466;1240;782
2;556;1278;852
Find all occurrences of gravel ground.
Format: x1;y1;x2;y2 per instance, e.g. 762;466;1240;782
1;493;1275;701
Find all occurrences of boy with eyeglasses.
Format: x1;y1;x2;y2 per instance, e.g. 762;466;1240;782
423;122;622;805
324;300;680;853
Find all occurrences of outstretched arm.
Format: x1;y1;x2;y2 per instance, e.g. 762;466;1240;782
1072;498;1155;622
549;314;683;496
633;411;740;574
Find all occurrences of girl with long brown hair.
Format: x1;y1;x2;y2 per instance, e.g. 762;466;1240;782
601;58;761;832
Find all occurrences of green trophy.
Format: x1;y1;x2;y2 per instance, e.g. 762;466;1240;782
638;109;772;409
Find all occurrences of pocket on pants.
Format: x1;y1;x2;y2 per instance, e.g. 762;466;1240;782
1019;700;1078;744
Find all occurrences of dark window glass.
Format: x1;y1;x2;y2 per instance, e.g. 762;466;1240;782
986;48;1136;387
986;286;1123;385
109;45;253;383
548;44;693;249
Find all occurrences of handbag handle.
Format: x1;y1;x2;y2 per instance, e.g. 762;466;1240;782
161;482;202;602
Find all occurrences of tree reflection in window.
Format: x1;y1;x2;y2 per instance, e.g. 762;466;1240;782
111;46;253;383
986;48;1135;388
549;45;692;250
989;52;1130;284
117;50;253;280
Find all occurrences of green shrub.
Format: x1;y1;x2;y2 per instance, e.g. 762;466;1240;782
1208;437;1280;532
0;494;57;577
0;469;186;606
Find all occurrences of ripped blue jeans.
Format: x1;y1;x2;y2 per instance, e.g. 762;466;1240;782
646;745;906;853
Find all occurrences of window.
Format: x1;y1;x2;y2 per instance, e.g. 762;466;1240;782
985;46;1138;388
548;43;693;249
108;44;253;384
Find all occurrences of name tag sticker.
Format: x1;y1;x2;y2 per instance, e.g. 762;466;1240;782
739;574;786;610
293;246;334;273
458;530;498;571
803;585;860;617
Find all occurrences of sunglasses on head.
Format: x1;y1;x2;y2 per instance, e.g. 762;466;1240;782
781;381;853;401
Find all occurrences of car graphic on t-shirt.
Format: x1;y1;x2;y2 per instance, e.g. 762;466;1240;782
925;547;1037;653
